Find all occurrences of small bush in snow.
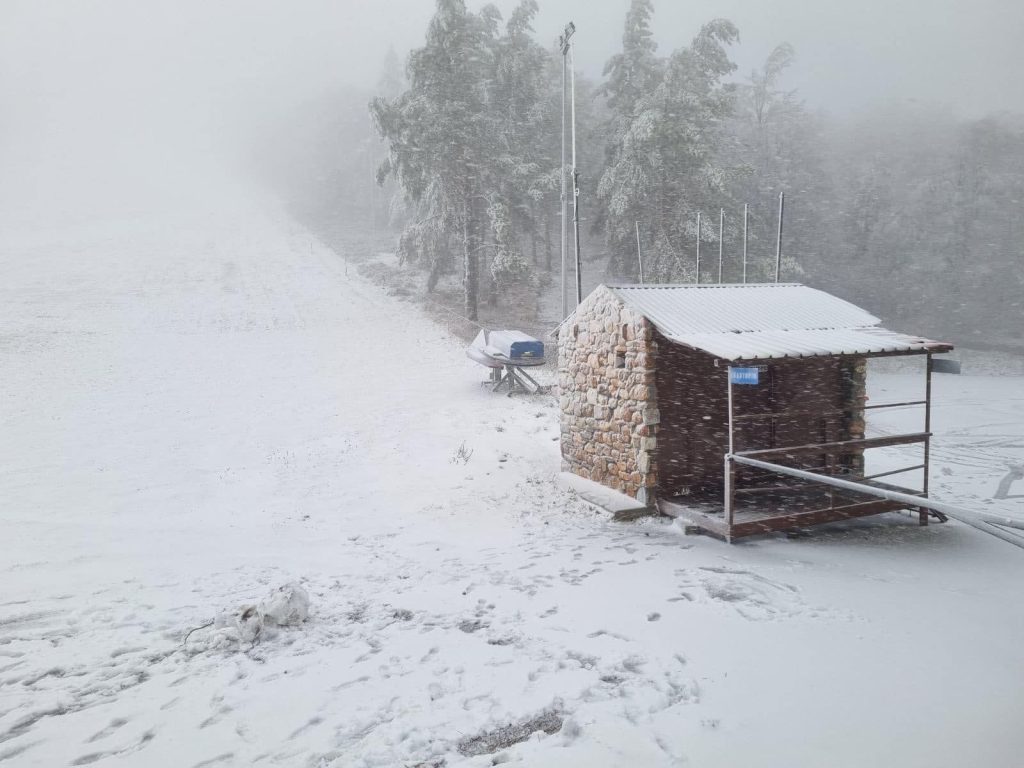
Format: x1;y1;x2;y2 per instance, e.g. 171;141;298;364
451;442;473;464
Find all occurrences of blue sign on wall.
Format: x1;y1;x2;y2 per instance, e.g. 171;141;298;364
730;367;760;385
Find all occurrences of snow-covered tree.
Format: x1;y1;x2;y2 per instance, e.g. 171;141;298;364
599;10;740;281
377;46;405;101
372;0;563;315
371;0;495;320
486;0;549;290
601;0;662;119
724;43;822;281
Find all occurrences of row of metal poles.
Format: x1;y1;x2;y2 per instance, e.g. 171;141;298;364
635;193;786;286
558;23;786;310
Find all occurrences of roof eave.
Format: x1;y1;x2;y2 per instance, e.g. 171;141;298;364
693;342;956;365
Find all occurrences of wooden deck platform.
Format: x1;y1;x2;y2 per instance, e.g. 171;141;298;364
657;485;913;540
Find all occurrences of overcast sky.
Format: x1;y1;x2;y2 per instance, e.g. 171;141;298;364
2;0;1022;185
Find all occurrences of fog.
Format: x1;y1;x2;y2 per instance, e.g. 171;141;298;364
3;5;1024;764
4;0;1022;187
1;0;1021;347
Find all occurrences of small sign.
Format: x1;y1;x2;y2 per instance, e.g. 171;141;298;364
730;367;760;385
931;358;961;375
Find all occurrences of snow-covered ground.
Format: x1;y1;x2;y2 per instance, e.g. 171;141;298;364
2;181;1023;768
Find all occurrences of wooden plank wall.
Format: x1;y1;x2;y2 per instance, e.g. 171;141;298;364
653;331;866;497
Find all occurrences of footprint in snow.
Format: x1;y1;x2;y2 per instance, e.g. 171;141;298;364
86;717;129;743
670;567;805;620
587;629;631;642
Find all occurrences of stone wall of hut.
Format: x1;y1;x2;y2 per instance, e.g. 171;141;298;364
558;286;659;504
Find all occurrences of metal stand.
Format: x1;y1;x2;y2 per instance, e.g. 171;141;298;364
489;363;541;395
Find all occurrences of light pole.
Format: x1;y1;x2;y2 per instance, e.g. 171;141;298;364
561;22;577;315
559;22;582;307
558;25;572;319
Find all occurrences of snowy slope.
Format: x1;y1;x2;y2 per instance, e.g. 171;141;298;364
1;183;1023;768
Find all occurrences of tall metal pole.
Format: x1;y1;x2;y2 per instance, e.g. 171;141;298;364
695;211;701;284
718;208;725;283
727;368;735;455
742;203;748;284
558;30;569;319
921;353;934;525
635;221;644;284
724;366;735;528
774;191;785;283
569;29;582;306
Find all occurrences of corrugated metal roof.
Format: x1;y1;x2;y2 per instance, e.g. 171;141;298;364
605;283;951;361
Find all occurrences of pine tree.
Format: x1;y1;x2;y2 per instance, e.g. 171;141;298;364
727;43;820;281
602;0;662;117
487;0;550;288
377;46;404;101
599;11;740;281
371;0;562;317
371;47;407;231
371;0;495;320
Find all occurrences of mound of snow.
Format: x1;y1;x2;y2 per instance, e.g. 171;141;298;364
260;583;310;626
190;583;310;650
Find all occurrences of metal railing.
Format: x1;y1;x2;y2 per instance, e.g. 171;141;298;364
731;453;1024;550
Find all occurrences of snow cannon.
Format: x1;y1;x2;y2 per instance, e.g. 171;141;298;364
487;330;544;361
466;329;546;394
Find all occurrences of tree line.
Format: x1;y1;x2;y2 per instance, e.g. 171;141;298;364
364;0;1022;348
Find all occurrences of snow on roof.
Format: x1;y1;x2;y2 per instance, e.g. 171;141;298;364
604;283;952;361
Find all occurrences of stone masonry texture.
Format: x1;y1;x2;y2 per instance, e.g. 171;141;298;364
558;286;658;503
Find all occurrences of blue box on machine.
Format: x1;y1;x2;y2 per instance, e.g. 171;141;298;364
489;330;544;360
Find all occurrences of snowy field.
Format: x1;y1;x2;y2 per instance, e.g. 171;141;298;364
1;182;1023;768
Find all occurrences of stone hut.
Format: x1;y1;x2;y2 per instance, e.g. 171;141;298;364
557;284;952;539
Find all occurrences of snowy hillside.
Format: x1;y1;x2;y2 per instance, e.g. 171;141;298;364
1;185;1023;768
